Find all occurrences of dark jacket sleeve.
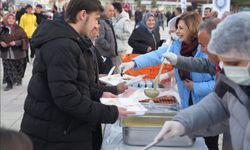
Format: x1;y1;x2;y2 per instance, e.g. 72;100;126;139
175;56;216;75
44;41;118;124
95;21;111;52
128;28;149;53
89;84;104;102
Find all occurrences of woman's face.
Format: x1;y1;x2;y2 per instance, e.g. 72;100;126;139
146;16;155;29
176;20;192;43
7;15;15;25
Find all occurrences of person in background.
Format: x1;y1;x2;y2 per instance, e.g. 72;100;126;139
128;12;160;54
165;10;172;26
34;4;48;25
52;4;61;20
112;2;132;71
95;4;117;74
211;10;218;18
163;18;221;150
16;2;26;24
0;128;33;150
19;4;37;63
59;2;68;20
20;0;133;149
168;7;182;34
157;10;164;31
0;13;28;91
203;7;212;21
221;11;232;20
134;6;143;28
121;12;216;149
154;12;250;150
0;12;3;23
186;6;193;12
88;20;128;97
163;18;221;76
85;25;129;150
89;25;113;74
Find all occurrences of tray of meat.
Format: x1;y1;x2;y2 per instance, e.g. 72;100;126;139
139;95;180;111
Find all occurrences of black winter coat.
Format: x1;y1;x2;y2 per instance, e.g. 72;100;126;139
128;25;160;54
20;20;118;150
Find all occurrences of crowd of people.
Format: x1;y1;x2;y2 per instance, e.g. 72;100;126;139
0;0;249;150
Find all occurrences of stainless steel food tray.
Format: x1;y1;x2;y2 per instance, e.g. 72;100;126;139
121;115;174;127
122;126;195;147
139;95;180;111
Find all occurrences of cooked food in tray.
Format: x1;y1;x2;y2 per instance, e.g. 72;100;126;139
139;95;177;104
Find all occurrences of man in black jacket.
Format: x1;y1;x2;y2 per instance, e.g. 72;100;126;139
34;4;48;25
20;0;133;150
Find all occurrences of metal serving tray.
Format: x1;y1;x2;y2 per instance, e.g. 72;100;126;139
120;109;194;147
122;126;195;147
121;103;178;127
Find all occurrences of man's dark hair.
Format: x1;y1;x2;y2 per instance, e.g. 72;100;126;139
205;7;212;12
112;2;122;13
186;5;193;12
176;7;182;14
65;0;102;23
25;4;32;10
53;5;58;11
36;4;42;8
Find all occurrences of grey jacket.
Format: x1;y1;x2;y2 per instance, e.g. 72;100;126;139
175;56;216;75
95;15;117;57
174;74;250;150
113;11;132;53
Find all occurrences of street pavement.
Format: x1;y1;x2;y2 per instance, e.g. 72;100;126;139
0;62;32;130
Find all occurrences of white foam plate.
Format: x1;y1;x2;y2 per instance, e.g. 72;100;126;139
100;98;147;115
99;74;135;86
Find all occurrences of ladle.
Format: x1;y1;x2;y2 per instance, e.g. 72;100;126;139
144;59;165;98
144;39;173;98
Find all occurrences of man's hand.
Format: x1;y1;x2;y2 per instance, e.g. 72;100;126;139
117;107;135;119
101;92;117;98
184;79;193;91
116;82;128;94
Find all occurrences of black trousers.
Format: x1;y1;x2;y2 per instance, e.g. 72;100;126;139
204;135;219;150
29;39;35;58
92;124;103;150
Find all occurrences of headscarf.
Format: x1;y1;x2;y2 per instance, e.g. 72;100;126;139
140;12;156;32
0;13;28;50
3;13;16;31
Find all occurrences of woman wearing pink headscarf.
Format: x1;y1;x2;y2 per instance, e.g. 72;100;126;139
0;13;28;91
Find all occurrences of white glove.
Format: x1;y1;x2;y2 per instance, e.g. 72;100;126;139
159;73;169;81
154;121;185;141
162;52;178;65
119;61;135;73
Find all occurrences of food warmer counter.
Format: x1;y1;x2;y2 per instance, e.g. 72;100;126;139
101;88;208;150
